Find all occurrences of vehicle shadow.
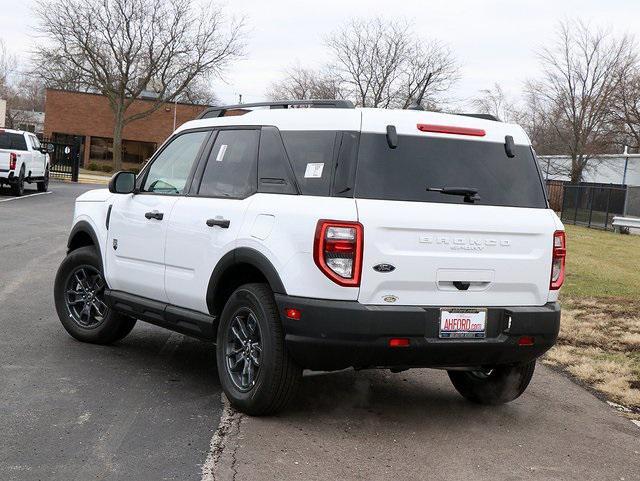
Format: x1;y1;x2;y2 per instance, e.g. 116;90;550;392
0;185;40;197
55;325;220;395
286;367;502;423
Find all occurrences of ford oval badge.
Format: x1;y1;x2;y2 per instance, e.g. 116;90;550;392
373;263;395;273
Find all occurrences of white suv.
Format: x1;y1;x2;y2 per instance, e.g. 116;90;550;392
54;100;565;415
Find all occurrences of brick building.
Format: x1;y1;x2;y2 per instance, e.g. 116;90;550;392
43;89;210;170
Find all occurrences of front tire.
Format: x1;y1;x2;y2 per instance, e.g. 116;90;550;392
37;167;49;192
216;283;301;416
448;361;536;405
54;246;136;344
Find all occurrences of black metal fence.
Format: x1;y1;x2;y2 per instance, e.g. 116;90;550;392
41;137;82;182
560;183;627;230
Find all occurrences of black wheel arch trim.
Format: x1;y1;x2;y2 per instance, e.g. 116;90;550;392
206;247;287;314
67;221;102;255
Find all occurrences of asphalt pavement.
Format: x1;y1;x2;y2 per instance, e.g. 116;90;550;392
0;182;221;480
0;181;638;481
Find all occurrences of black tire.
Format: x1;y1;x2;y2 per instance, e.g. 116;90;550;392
448;361;536;405
10;167;25;196
37;167;49;192
216;283;301;416
54;246;136;344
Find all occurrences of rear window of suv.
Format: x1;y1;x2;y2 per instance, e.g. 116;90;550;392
0;132;28;151
355;133;547;208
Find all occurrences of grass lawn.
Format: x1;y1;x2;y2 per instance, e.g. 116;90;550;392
562;224;640;299
543;224;640;414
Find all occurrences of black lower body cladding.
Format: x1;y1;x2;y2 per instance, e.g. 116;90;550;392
274;295;560;371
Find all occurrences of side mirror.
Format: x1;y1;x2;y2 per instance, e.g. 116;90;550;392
38;147;49;155
108;171;136;194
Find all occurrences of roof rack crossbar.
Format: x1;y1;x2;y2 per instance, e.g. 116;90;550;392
197;99;355;119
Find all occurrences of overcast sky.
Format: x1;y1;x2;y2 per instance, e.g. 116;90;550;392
1;0;638;108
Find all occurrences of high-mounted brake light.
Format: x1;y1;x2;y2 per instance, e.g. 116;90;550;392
417;124;486;137
314;220;363;287
550;230;566;290
9;152;17;171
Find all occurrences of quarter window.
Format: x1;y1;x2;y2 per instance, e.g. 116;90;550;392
280;131;338;196
142;131;208;195
198;129;259;198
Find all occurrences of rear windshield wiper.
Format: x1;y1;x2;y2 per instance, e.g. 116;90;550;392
426;186;481;203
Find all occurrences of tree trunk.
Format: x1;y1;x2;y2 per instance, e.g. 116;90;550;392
570;154;583;183
112;109;124;172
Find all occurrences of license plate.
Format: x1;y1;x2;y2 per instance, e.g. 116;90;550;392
439;308;487;339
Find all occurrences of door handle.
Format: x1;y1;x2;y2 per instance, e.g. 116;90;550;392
206;218;230;228
145;210;164;220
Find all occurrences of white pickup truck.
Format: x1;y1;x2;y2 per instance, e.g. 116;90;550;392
0;128;50;196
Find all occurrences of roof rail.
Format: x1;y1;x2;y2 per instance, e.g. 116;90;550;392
456;113;500;122
197;99;355;119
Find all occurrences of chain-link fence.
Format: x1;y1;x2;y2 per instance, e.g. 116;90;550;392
625;186;640;218
560;184;627;230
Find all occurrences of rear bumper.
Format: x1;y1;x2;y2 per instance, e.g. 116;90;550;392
274;295;561;371
0;170;14;182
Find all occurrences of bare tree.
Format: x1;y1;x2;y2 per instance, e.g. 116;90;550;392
267;65;344;101
471;83;517;122
519;84;567;155
397;40;458;109
611;65;640;152
3;75;46;130
33;0;244;169
324;17;458;108
179;78;220;106
527;20;636;182
0;39;17;99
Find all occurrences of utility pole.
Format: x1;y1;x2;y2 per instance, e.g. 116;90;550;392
173;98;178;131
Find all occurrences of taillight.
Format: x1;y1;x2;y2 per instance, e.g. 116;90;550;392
314;220;363;287
550;230;566;290
9;152;17;171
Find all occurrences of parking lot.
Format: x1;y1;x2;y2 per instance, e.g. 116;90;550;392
1;181;639;481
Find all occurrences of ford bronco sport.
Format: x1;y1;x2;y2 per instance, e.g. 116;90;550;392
54;100;564;415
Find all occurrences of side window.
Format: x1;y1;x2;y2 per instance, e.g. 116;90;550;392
142;131;208;194
29;135;40;150
198;129;259;198
258;127;297;195
280;131;338;196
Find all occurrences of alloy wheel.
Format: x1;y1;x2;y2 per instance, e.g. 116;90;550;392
225;309;262;392
65;266;109;328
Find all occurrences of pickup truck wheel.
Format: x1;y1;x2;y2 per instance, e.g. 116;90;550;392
37;168;49;192
54;246;136;344
216;283;301;416
10;168;25;196
448;361;536;405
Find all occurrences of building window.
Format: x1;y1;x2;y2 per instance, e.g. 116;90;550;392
89;137;157;165
18;123;36;133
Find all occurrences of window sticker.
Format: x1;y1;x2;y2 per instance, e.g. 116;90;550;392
216;144;228;162
304;162;324;178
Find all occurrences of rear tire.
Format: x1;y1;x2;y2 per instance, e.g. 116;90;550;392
448;361;536;405
216;283;301;416
10;167;25;196
37;167;49;192
54;246;136;344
